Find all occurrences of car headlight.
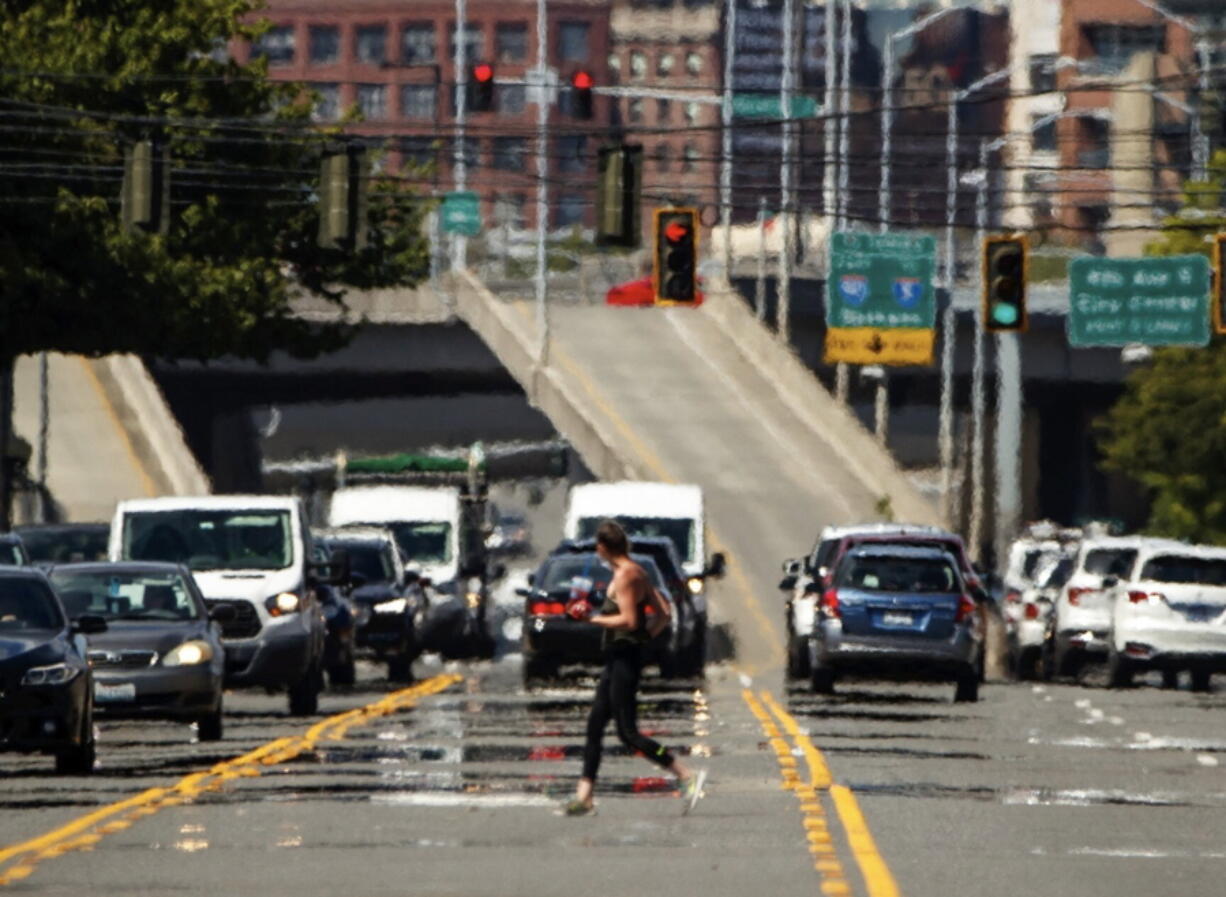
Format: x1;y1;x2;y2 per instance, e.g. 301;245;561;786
265;592;301;617
163;640;214;667
687;577;704;595
465;591;482;609
373;597;408;614
22;663;80;686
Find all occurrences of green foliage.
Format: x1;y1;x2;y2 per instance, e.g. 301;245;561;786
0;0;429;362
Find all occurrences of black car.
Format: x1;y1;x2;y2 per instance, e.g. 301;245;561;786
0;568;105;773
309;542;358;687
518;551;679;685
49;563;228;740
0;532;31;567
317;529;425;682
16;523;110;566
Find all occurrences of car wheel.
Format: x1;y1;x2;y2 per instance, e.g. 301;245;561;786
1106;648;1133;689
55;705;96;775
810;665;835;696
197;699;224;742
1190;669;1213;692
1161;670;1180;690
954;668;979;703
387;652;414;684
786;637;810;681
1015;647;1041;681
684;623;708;679
288;662;321;715
523;655;558;688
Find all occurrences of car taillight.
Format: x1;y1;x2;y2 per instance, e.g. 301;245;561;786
1023;603;1041;620
1004;589;1022;604
1067;586;1094;606
1128;590;1166;605
955;594;976;623
820;589;841;619
529;601;566;616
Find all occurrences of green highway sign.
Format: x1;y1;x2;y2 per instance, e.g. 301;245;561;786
441;191;481;236
731;93;819;120
827;232;937;330
1068;255;1211;347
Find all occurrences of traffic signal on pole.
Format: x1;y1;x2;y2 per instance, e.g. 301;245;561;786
653;207;699;304
595;144;642;248
318;144;370;251
469;63;495;112
121;139;169;234
982;235;1028;333
570;70;594;119
1214;233;1226;334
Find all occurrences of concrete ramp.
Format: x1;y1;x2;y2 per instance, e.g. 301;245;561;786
13;354;209;523
452;272;938;674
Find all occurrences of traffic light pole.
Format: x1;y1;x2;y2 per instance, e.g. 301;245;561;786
721;0;736;283
452;0;468;271
777;0;796;344
968;138;988;562
994;331;1022;575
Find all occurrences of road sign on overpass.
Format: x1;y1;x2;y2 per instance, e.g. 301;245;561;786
1068;255;1210;347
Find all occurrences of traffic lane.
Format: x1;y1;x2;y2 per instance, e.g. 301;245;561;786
786;674;1226;897
3;660;821;897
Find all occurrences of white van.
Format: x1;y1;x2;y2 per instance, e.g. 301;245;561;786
110;496;327;714
328;485;461;587
564;482;707;578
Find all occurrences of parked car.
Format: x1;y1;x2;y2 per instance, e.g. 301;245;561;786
317;528;426;682
0;532;31;567
807;544;984;702
48;562;228;740
0;568;105;773
1043;535;1180;680
16;523;110;565
517;550;677;685
1103;543;1226;691
1005;551;1075;680
110;496;329;715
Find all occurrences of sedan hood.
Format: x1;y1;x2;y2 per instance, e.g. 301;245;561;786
84;621;210;655
0;632;64;665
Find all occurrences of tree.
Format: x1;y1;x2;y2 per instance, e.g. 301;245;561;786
0;0;431;523
1096;151;1226;542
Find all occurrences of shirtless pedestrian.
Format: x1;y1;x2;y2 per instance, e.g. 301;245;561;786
564;520;706;816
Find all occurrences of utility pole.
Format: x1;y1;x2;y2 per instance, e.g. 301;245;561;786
968;138;989;561
721;0;736;282
778;0;796;343
835;0;851;229
534;0;550;366
756;196;767;320
452;0;468;271
37;353;49;523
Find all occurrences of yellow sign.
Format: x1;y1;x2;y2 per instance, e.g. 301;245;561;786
823;327;935;366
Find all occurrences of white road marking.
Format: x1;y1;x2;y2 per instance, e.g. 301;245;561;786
370;793;559;808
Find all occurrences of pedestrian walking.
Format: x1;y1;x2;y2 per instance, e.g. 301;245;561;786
563;520;706;816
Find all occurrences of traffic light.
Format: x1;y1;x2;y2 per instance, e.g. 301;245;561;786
570;70;594;120
468;63;495;112
1214;233;1226;334
595;144;642;248
121;139;169;234
982;236;1028;333
317;144;370;251
653;207;699;304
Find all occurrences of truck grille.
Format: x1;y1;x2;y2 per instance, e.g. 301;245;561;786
88;650;157;669
205;599;262;639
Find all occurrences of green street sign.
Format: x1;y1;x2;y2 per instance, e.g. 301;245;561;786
827;232;937;329
441;190;481;236
731;93;819;120
1068;255;1210;347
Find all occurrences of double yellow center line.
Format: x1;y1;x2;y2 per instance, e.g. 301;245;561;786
743;689;900;897
0;673;463;888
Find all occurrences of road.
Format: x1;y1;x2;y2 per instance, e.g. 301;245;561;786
2;657;1223;896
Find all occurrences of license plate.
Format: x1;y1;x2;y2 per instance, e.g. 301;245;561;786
94;682;136;702
881;612;914;626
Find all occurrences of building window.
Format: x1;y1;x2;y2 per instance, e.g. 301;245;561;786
498;84;526;116
357;84;387;120
683;144;698;173
655;143;671;172
657;52;675;77
496;23;528;62
399;136;437;168
1028;54;1056;93
252;25;295;66
1031;114;1057;152
311;83;340;121
308;26;339;66
453;137;480;170
630;50;647;80
556;135;587;173
608;53;621;73
493;136;528;170
628;98;644;123
684;101;700;125
685;51;703;76
555;193;585;228
401;23;436;64
657;99;671;123
400;84;436;120
1078;118;1110;169
1083;24;1165;75
355;25;387;65
558;21;590;64
450;22;484;62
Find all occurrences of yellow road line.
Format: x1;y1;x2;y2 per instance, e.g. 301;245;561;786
509;301;783;671
0;674;462;887
78;357;158;498
760;690;902;897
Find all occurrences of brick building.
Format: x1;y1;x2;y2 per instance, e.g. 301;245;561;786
243;0;614;229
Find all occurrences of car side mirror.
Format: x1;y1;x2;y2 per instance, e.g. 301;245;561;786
73;614;108;635
515;586;536;599
706;552;727;579
209;603;236;624
778;575;797;592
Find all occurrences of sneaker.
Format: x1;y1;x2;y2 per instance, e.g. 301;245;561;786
561;799;597;817
681;768;707;815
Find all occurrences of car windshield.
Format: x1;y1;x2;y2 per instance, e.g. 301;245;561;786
0;577;64;630
1083;548;1137;578
1021;549;1049;581
336;543;396;584
122;510;293;571
836;555;960;593
578;516;694;565
1140;555;1226;586
540;554;664;593
1039;557;1075;589
50;570;200;621
19;527;109;563
379;522;452;565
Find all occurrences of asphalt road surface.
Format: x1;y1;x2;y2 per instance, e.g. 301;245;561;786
2;655;1223;897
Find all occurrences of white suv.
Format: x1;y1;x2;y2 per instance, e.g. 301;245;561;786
1104;543;1226;691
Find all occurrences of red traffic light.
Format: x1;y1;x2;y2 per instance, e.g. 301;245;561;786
473;64;494;83
572;70;593;90
664;221;689;243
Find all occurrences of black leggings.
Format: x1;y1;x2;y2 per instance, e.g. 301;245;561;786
581;643;675;782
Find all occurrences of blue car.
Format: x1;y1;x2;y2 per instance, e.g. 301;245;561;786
808;544;984;702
